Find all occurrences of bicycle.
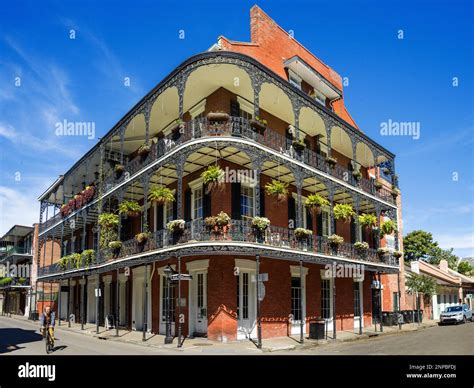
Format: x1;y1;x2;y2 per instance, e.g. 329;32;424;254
43;326;55;354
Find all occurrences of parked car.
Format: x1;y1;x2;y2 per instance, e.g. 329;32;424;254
439;304;473;325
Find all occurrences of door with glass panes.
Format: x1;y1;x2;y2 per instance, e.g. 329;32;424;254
192;271;207;334
237;271;257;339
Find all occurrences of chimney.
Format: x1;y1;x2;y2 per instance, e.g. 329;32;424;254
439;259;449;273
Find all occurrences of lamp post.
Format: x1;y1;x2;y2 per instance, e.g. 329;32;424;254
163;264;176;344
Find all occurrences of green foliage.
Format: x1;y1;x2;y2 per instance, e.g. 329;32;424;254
265;179;289;199
294;228;312;240
108;241;122;250
305;194;329;211
118;200;142;216
81;249;96;267
358;213;377;229
166;219;185;233
148;186;175;205
201;165;224;185
215;211;231;227
333;203;355;222
380;220;397;236
403;230;438;262
98;213;119;228
251;216;270;231
328;234;344;246
406;273;438;298
135;232;152;244
428;247;459;271
0;277;13;286
354;241;369;253
457;261;473;276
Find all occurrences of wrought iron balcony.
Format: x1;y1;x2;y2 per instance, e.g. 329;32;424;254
38;219;398;277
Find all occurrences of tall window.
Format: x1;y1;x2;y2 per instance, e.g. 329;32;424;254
354;282;361;317
242;273;249;320
291;277;302;321
197;273;205;318
161;276;175;322
321;279;331;319
240;185;254;220
289;70;302;90
239;109;252;121
164;202;174;224
321;208;330;237
193;187;203;220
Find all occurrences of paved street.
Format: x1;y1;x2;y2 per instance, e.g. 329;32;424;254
293;322;474;355
0;315;473;355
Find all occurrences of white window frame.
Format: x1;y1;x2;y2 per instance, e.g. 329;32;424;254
158;189;176;227
288;69;302;90
321;205;331;237
292;192;308;229
189;177;204;221
290;265;308;333
240;180;256;220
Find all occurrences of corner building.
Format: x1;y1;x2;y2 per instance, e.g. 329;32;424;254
36;6;405;342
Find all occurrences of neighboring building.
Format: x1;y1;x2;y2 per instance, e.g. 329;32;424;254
35;6;404;341
410;259;474;320
0;225;34;316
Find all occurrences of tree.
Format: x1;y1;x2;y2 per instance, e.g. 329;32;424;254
403;230;438;262
457;261;474;276
428;247;459;270
406;273;438;305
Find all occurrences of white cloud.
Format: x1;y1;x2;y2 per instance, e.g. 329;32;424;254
0;186;39;234
0;123;17;140
436;232;474;251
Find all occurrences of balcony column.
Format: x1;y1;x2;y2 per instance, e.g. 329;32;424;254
351;138;358;185
251;156;264;217
251;75;263;119
67;278;71;327
391;159;398;187
59;222;64;262
119;126;125;165
141;173;151;232
117;189;125;243
175;156;185;219
374;205;382;250
142;102;151;145
294;169;304;228
323;116;333;156
291;99;301;139
177;72;189;120
354;195;361;242
328;184;336;235
42;236;48;271
82;211;88;265
49;235;54;308
39;200;48;225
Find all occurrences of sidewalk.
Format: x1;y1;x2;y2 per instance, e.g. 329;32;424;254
9;314;438;354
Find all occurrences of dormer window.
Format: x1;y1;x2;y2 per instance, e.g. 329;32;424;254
288;69;302;90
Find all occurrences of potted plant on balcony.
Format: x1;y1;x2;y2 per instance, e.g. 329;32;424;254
204;216;217;231
74;194;83;209
69;253;82;269
118;200;142;218
201;165;224;193
148;186;175;205
305;194;329;215
374;180;383;191
325;156;337;168
60;203;71;217
358;213;377;230
137;143;151;161
114;163;125;179
391;186;400;199
292;138;306;155
81;249;96;268
167;219;185;244
135;231;152;252
352;170;362;181
108;241;122;257
333;203;355;223
251;216;270;243
58;255;69;270
81;185;95;202
207;111;230;123
393;250;403;259
380;219;397;236
216;211;231;233
294;228;312;241
328;234;344;254
354;241;369;257
250;116;267;135
98;213;119;228
377;247;389;260
265;179;289;202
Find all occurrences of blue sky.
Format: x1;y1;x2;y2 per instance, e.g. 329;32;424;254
0;0;473;257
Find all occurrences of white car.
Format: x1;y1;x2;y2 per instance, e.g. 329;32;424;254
439;304;473;325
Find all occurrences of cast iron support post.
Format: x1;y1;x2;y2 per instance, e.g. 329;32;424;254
378;272;383;332
142;264;148;341
96;275;100;334
164;264;173;344
256;254;262;349
299;260;304;344
177;256;182;348
116;269;120;337
332;261;337;339
67;278;71;327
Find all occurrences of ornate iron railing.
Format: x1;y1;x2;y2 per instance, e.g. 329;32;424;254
38;219;398;277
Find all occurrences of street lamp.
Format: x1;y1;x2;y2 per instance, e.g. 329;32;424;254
163;264;177;344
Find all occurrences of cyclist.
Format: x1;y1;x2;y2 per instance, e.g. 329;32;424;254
40;306;55;343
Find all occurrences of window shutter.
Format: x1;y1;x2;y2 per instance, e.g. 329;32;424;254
231;182;242;220
260;187;265;217
288;196;296;228
334;218;337;235
306;208;313;231
230;100;240;117
157;204;164;229
184;188;191;221
316;211;323;236
203;184;211;218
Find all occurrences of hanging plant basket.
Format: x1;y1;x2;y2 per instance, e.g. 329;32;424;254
148;186;175;205
380;220;397;236
137;143;151;160
115;164;125;179
167;219;185;234
265;179;289;202
333;203;355;223
292;139;306;154
207;112;230;123
325;156;337;168
305;194;329;215
358;213;377;230
352;171;362;181
108;241;122;256
201;165;224;192
294;227;312;241
118;200;142;218
374;181;383;191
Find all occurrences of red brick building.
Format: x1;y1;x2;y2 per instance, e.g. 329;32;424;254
36;6;404;343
